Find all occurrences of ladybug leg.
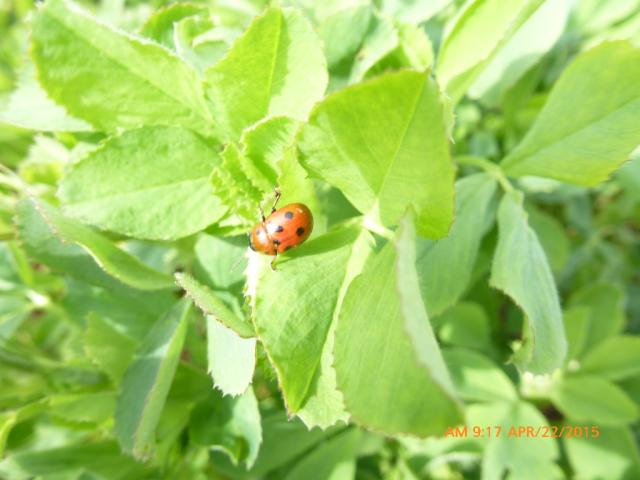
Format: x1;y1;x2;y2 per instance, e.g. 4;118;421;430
270;251;278;271
270;187;281;213
258;203;266;223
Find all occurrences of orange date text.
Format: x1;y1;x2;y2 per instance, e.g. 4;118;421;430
444;425;600;439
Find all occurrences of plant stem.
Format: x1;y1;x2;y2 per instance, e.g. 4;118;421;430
362;215;394;240
456;155;515;193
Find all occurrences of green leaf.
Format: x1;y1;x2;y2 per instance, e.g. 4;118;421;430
0;242;24;287
210;142;265;225
215;122;318;232
436;0;545;102
468;0;569;106
15;197;125;289
620;375;640;406
174;16;230;73
139;3;207;48
526;204;570;275
468;401;560;479
166;363;212;405
175;272;254;338
377;0;449;24
31;0;214;135
283;428;361;480
579;336;640;380
443;348;517;402
207;317;256;396
58;126;225;241
369;21;434;75
205;7;327;141
194;234;247;290
273;155;321;231
18;135;67;186
63;278;174;340
0;441;153;480
551;374;638;426
209;117;308;230
235;117;321;230
0;401;49;455
212;412;333;477
562;306;591;362
0;62;92;132
253;226;373;427
0;295;29;342
48;392;116;425
15;198;174;290
417;173;497;316
502;41;640;185
334;215;462;436
568;283;626;351
189;388;262;468
241;116;300;190
490;191;567;373
617;148;640;200
436;302;493;354
299;70;455;238
572;0;640;36
565;426;640;480
115;300;191;458
0;412;17;457
251;415;334;474
320;4;372;70
83;312;138;382
348;14;398;85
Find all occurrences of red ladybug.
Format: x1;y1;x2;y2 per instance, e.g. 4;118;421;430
249;189;313;268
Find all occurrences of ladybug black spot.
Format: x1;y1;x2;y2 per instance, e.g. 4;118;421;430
284;211;294;219
273;239;281;246
275;225;284;233
296;227;305;236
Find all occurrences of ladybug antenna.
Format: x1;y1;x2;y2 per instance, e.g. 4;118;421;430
271;187;282;213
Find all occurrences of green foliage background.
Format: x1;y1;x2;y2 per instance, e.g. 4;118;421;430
1;0;640;478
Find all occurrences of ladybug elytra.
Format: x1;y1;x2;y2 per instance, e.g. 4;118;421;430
249;189;313;269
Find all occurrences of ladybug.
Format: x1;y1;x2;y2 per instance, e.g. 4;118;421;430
249;189;313;269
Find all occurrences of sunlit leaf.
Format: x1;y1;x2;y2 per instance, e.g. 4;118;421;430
253;226;373;427
417;173;497;316
299;70;455;238
189;388;262;468
490;191;567;373
444;348;517;402
83;312;138;382
115;300;190;458
176;272;254;338
502;42;640;185
205;7;327;141
0;62;91;132
436;0;545;102
59;126;226;241
579;336;640;381
31;0;214;135
550;374;638;426
15;198;174;290
207;317;256;396
334;214;462;436
565;425;640;480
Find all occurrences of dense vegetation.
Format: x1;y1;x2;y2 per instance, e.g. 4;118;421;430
1;0;640;478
